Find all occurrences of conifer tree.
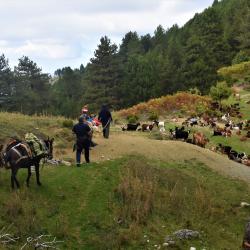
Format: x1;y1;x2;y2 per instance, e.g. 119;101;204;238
83;36;120;111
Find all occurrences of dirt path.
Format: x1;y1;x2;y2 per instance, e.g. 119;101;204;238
82;132;250;183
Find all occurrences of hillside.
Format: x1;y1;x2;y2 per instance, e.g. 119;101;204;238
218;61;250;87
117;92;211;119
0;111;250;249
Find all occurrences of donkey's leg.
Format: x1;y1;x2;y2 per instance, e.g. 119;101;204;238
35;163;42;186
26;166;32;187
11;169;15;189
11;168;19;189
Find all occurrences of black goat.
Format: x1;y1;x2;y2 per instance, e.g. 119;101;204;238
122;123;140;131
170;127;190;141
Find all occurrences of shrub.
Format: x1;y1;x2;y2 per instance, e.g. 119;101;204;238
196;104;207;116
127;115;139;124
62;119;73;128
148;112;158;121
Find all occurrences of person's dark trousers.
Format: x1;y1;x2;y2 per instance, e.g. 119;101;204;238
102;122;110;138
76;138;90;166
76;146;90;165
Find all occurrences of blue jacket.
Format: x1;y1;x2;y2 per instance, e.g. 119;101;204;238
72;122;91;138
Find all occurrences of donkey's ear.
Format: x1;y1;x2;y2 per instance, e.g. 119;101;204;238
0;144;3;151
51;138;54;142
47;136;50;140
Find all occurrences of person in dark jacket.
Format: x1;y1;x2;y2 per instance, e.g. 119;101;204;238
243;220;250;249
98;105;112;138
243;220;250;250
72;116;91;166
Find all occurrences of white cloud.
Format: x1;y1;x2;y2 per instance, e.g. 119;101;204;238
0;0;214;73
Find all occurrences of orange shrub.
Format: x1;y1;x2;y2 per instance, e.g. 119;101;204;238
118;92;211;118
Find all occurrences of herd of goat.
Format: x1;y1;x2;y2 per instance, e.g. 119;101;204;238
121;115;250;166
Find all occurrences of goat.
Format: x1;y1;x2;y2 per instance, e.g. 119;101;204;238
122;123;140;131
213;131;223;136
217;144;232;155
141;121;157;132
170;126;190;141
158;121;165;133
247;131;250;138
193;132;209;148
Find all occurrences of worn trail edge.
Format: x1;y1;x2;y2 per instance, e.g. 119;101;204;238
89;133;250;183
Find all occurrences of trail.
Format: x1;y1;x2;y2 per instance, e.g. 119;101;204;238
87;132;250;183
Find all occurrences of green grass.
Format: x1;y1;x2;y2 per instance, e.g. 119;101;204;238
0;106;249;249
0;156;249;249
222;89;250;120
0;112;76;162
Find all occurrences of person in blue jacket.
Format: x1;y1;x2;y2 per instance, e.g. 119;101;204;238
72;116;91;166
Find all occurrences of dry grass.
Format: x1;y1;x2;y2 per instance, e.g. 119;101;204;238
109;157;247;249
115;159;157;225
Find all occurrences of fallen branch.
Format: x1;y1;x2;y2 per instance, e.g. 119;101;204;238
21;234;63;249
0;224;19;245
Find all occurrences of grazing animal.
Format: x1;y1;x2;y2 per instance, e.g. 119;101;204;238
213;130;223;136
173;127;190;141
0;138;54;189
141;121;157;132
228;151;247;163
158;121;165;133
122;123;140;131
224;129;232;137
222;113;230;122
210;122;217;128
240;136;248;142
247;131;250;138
242;158;250;167
217;144;232;155
193;132;209;148
236;130;241;136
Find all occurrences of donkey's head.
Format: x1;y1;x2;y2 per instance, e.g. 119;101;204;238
44;137;54;160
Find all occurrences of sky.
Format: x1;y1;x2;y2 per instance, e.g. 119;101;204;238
0;0;214;74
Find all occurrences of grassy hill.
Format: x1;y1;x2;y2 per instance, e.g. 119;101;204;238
0;156;250;249
0;108;249;249
218;61;250;86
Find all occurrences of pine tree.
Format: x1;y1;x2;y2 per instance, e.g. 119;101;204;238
52;67;83;117
14;56;50;114
238;6;250;55
0;54;13;109
83;36;120;111
0;54;12;95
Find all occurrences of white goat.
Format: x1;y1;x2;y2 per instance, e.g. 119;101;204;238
158;121;166;133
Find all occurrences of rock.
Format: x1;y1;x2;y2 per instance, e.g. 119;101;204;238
60;160;71;166
241;202;250;207
173;229;200;240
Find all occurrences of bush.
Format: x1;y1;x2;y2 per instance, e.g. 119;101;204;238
62;119;73;128
127;115;139;124
148;112;158;121
196;104;207;116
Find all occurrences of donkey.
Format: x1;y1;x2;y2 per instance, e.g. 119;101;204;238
0;138;54;189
